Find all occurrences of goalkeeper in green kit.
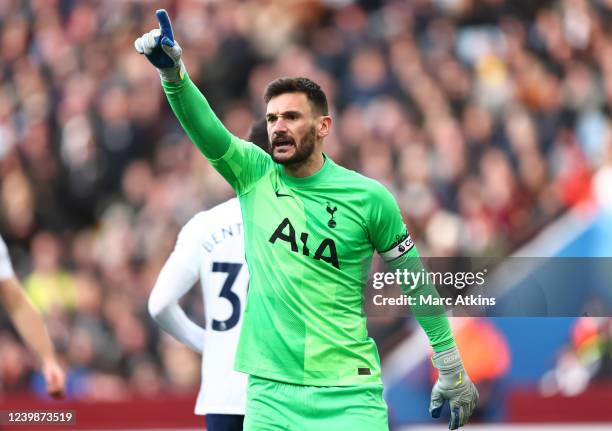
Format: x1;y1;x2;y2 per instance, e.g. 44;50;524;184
135;10;478;430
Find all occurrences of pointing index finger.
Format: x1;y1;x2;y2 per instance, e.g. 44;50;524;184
156;9;174;43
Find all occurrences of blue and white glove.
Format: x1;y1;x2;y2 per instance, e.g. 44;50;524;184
430;347;479;429
134;9;185;82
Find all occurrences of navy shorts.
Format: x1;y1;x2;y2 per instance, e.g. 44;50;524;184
206;414;244;431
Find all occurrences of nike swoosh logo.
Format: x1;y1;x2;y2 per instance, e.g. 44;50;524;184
275;191;291;198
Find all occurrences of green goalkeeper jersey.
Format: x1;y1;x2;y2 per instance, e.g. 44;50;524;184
163;75;455;386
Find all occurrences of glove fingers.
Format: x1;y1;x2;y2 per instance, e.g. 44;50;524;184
449;406;462;430
467;398;477;418
134;11;183;75
146;29;161;52
464;385;478;421
429;390;445;418
134;38;144;54
161;36;175;48
156;9;174;43
160;41;181;60
461;404;472;427
135;29;160;55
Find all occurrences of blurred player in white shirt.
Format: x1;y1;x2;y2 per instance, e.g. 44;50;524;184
0;234;65;398
148;120;267;431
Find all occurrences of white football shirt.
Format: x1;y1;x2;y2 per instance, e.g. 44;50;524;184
157;198;248;415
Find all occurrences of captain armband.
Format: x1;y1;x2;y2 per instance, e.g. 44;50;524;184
379;234;415;263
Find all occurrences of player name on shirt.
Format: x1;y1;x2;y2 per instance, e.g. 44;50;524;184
201;222;242;253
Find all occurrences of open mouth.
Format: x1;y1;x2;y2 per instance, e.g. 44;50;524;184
272;138;295;149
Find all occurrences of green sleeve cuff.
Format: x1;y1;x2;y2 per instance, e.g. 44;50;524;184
416;315;456;352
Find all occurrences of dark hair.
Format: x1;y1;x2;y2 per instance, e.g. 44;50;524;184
247;118;269;152
264;77;328;116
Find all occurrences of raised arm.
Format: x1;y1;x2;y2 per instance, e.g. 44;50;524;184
134;9;231;160
134;9;272;194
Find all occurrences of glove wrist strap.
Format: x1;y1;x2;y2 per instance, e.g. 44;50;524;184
432;346;463;374
159;60;186;83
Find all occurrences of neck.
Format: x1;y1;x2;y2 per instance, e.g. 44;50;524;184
283;152;325;178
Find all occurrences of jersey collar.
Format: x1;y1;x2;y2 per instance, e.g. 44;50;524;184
279;153;333;188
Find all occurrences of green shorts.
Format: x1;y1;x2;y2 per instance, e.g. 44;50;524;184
244;375;389;431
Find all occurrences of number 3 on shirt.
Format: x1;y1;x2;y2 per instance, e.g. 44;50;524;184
211;262;242;331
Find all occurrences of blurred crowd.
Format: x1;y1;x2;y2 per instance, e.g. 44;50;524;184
1;0;612;400
541;317;612;397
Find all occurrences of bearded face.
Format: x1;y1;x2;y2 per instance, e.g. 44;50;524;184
266;93;322;167
270;125;316;165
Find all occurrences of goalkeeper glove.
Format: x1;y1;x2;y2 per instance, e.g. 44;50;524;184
430;347;479;430
134;9;185;82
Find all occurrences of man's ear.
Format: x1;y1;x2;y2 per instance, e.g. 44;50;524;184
317;116;332;139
